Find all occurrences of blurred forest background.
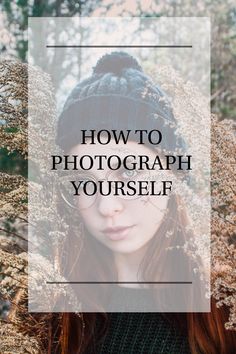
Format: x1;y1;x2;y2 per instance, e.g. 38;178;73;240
0;1;236;342
0;0;236;176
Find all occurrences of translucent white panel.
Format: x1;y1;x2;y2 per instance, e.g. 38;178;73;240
28;17;210;312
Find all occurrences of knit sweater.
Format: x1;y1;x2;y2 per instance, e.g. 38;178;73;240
93;287;191;354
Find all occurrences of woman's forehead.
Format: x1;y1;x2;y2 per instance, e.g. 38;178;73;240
69;139;156;158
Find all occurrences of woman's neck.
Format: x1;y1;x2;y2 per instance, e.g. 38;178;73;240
113;244;148;288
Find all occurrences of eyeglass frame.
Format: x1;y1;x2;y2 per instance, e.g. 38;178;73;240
56;168;161;210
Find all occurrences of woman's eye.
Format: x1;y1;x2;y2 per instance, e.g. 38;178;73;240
78;176;95;190
121;169;138;179
78;179;87;188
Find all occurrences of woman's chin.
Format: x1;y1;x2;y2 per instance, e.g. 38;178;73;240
102;239;147;255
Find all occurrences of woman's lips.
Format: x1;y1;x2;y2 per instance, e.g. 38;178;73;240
102;225;134;241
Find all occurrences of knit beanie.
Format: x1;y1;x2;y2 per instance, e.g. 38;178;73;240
56;52;184;152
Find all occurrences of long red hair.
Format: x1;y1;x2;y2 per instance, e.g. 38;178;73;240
51;195;236;353
49;301;235;354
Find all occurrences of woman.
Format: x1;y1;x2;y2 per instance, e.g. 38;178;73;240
52;52;235;353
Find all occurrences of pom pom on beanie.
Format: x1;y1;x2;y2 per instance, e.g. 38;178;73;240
93;51;143;75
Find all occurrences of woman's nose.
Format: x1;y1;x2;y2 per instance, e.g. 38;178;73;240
97;194;124;217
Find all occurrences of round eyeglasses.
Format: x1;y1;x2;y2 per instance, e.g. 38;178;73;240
57;168;152;210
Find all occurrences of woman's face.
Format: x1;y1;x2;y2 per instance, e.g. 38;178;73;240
69;139;170;255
